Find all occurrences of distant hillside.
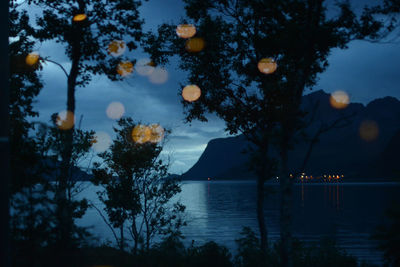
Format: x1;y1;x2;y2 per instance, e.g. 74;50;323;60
182;90;400;181
41;158;92;181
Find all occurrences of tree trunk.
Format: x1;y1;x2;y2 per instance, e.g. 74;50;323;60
56;19;82;267
120;225;124;251
131;219;139;255
279;137;293;267
119;225;125;267
0;1;10;266
256;176;268;253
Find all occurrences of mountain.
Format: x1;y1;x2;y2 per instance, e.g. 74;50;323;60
181;90;400;181
40;158;92;181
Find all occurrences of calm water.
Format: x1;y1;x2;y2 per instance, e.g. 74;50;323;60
77;181;400;265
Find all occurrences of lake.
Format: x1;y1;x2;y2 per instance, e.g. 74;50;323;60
77;181;400;265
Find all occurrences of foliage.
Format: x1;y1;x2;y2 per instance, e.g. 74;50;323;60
9;118;96;267
292;238;358;267
92;117;185;253
372;202;400;266
28;0;147;86
186;241;233;267
234;227;276;267
17;0;150;258
144;1;396;265
9;2;43;193
234;227;362;267
9;4;50;267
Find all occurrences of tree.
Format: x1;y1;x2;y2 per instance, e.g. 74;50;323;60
9;0;46;194
92;118;185;255
21;0;148;255
144;0;396;266
8;3;49;266
1;1;10;266
372;203;400;266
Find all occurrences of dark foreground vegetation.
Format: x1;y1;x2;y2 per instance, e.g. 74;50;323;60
11;227;381;267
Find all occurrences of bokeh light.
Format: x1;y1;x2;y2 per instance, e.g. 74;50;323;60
359;120;379;142
136;58;155;76
92;132;112;152
56;110;75;130
182;85;201;102
106;102;125;120
185;37;205;53
117;61;134;77
25;52;39;66
176;24;196;39
107;40;126;57
148;67;168;84
73;14;87;22
132;125;151;144
257;58;277;74
149;124;164;143
330;90;350;109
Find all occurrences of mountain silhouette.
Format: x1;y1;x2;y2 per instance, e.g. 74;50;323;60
182;90;400;181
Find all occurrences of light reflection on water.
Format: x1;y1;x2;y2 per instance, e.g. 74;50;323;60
78;181;400;265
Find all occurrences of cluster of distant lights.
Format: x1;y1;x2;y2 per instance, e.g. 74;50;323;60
283;173;344;180
24;18;379;157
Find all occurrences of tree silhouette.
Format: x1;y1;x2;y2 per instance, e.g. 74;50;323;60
144;0;397;266
9;3;43;194
21;0;148;259
92;118;185;255
8;4;48;266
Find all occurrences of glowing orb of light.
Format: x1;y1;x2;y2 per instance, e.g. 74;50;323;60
25;52;39;66
185;37;205;53
359;120;379;142
107;40;126;57
182;85;201;102
56;110;75;130
73;14;87;22
136;58;155;76
131;124;151;144
176;24;196;39
106;102;125;120
148;67;168;84
149;124;164;143
92;131;112;152
117;61;134;77
330;90;350;109
257;58;277;74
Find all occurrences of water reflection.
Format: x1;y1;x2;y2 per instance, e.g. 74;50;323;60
77;181;400;264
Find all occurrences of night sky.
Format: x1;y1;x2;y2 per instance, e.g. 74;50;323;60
26;0;400;174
